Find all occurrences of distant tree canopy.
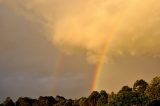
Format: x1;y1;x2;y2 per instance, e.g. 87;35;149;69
133;79;148;93
2;97;15;106
145;76;160;100
118;86;132;94
0;76;160;106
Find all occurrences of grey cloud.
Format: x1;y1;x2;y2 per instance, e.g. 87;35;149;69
0;6;94;102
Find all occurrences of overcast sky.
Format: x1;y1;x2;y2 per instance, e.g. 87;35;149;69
0;0;160;102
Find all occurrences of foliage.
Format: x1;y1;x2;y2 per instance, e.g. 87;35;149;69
133;79;148;93
147;99;160;106
96;90;108;106
87;91;100;106
79;97;88;106
2;97;15;106
145;76;160;100
0;76;159;106
118;86;132;94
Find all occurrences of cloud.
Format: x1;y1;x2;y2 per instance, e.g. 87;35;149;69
0;0;160;100
1;0;160;63
0;6;95;101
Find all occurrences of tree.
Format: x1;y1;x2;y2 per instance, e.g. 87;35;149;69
118;86;132;94
65;99;72;106
55;95;66;102
145;76;160;100
99;90;108;100
96;96;107;106
79;97;88;106
16;97;36;106
96;90;108;106
72;99;80;106
3;97;15;106
88;91;100;106
133;79;148;93
108;86;133;106
108;92;116;104
147;99;160;106
108;92;149;106
54;95;66;106
108;86;149;106
38;96;57;106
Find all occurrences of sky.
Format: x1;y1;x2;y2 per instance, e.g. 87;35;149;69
0;0;160;102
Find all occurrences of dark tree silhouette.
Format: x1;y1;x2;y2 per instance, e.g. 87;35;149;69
0;76;160;106
145;76;160;100
3;97;15;106
133;79;148;93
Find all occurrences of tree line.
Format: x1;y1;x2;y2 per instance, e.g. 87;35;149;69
0;76;160;106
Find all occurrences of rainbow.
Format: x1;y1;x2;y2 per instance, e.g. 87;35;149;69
53;53;64;94
53;0;137;93
92;35;112;91
92;0;136;91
